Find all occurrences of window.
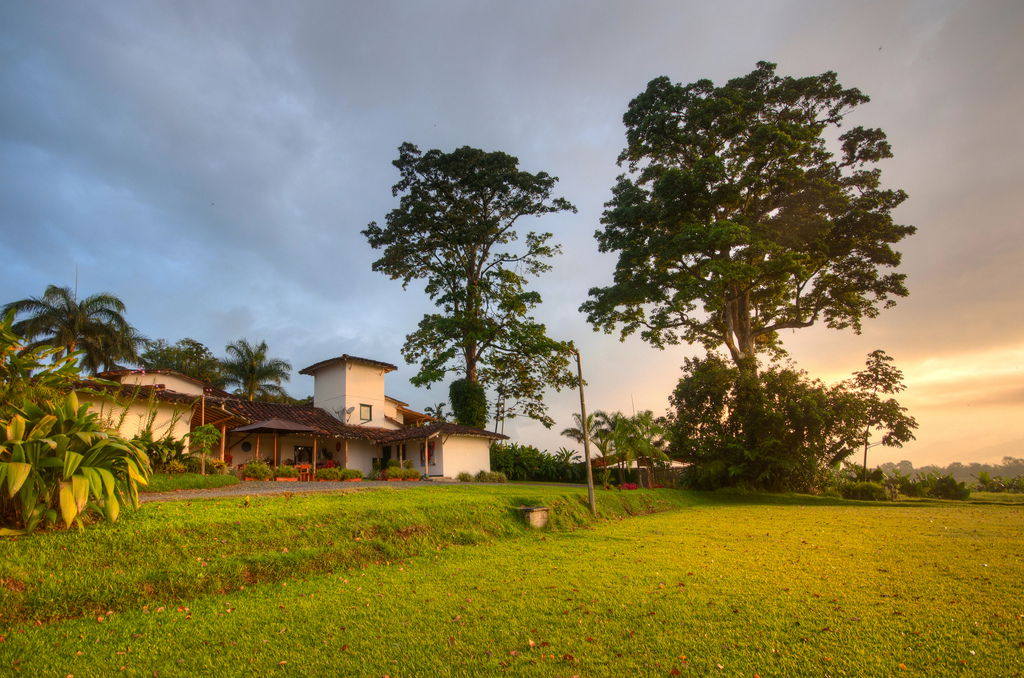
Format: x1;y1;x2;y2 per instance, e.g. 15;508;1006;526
359;404;372;423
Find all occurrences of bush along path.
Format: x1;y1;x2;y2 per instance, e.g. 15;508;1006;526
0;485;688;626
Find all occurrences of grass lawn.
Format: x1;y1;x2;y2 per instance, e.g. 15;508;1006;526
141;473;240;493
1;487;1021;676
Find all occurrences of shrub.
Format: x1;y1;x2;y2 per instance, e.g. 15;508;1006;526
165;460;187;474
321;459;338;469
841;481;888;501
457;472;473;483
620;483;639;490
384;467;420;480
474;470;507;483
243;460;272;481
450;378;487;428
338;468;363;480
0;392;151;534
315;467;341;481
274;465;300;479
386;459;401;469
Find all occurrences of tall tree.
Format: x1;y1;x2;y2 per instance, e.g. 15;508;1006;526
140;337;226;387
850;349;917;479
581;62;915;373
2;285;143;374
220;339;292;401
363;143;578;427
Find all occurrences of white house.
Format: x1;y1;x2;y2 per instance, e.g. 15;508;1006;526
94;353;503;478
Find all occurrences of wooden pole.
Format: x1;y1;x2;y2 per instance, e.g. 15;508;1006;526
575;348;597;517
312;438;318;476
255;434;260;461
273;433;279;468
342;439;348;469
200;396;206;476
219;424;226;461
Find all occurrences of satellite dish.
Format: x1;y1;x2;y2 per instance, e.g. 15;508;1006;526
344;406;355;422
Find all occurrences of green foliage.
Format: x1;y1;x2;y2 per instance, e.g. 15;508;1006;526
840;481;888;501
139;337;226;387
2;285;143;374
220;339;292;401
0;310;82;418
141;473;238;493
582;63;914;368
456;472;473;483
0;391;150;534
243;460;272;481
131;426;188;473
315;467;342;480
364;142;577;427
670;355;867;492
164;460;186;474
274;465;300;479
338;468;363;480
383;467;420;480
850;349;918;476
489;442;585;483
473;470;508;483
449;378;488;428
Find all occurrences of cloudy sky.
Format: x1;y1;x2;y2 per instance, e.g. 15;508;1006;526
2;0;1021;465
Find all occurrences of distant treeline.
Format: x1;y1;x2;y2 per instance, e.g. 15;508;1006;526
878;456;1024;483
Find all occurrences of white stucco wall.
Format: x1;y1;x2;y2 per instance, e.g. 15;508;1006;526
438;436;491;478
311;363;347;418
85;395;192;442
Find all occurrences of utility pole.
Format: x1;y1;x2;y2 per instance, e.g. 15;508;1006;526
574;347;597;517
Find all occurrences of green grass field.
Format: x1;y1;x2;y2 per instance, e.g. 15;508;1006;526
1;486;1021;676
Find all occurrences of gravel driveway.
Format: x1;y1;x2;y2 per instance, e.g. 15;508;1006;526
139;480;444;503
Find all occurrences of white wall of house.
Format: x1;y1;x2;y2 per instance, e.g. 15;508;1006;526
84;395;193;443
438;436;491;478
311;361;394;429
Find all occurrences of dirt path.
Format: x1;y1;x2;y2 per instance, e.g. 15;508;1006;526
139;480;443;503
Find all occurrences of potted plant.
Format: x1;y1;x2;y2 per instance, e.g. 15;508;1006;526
274;465;300;482
244;460;272;481
315;467;342;481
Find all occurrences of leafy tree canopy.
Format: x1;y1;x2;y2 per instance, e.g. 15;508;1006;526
363;143;578;427
140;337;226;388
849;349;917;476
582;62;915;369
3;285;143;374
669;354;869;492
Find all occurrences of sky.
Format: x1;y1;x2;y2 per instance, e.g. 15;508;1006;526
1;0;1021;466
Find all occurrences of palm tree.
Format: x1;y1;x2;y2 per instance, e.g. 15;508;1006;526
611;411;670;487
2;285;143;374
221;339;292;401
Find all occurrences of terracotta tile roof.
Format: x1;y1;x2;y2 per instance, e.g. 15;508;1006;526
206;396;395;442
96;368;232;396
78;381;202;407
381;422;508;443
298;354;398;375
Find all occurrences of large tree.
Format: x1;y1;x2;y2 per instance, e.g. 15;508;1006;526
220;339;292;401
140;337;226;388
582;62;915;372
2;285;143;374
363;143;578;427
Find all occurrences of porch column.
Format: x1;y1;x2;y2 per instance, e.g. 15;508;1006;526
273;433;279;467
312;438;318;475
255;435;260;460
219;425;226;461
342;438;348;469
